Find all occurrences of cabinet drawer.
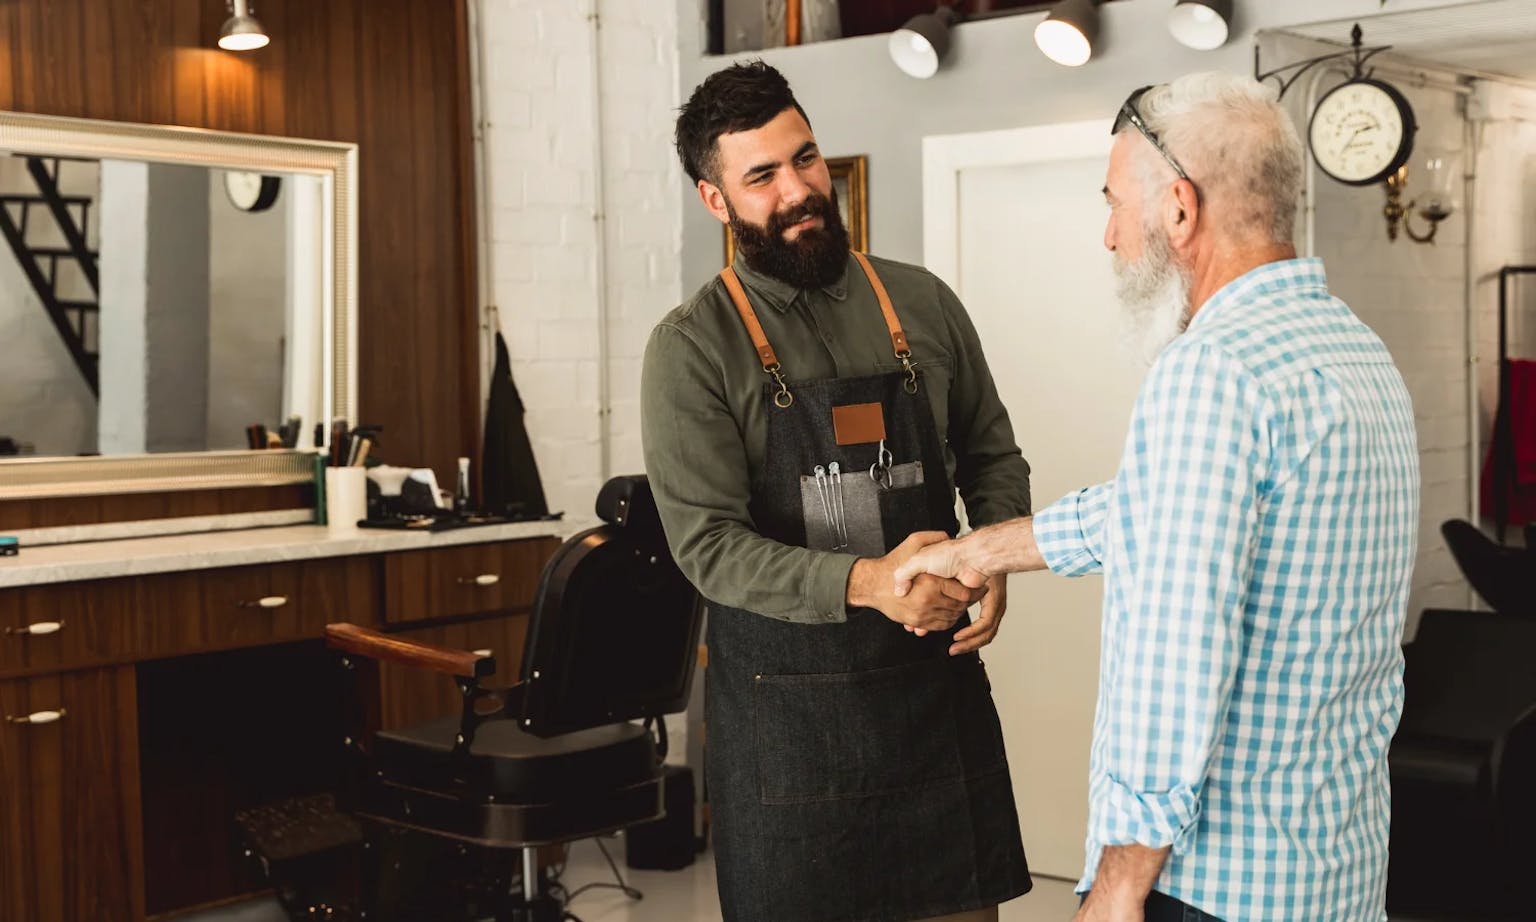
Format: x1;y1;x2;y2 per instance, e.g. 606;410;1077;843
382;537;557;624
0;557;379;676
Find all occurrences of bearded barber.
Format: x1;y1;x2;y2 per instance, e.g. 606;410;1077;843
641;62;1033;922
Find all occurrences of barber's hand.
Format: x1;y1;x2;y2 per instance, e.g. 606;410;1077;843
847;532;989;633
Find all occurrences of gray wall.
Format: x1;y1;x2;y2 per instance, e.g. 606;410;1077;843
208;171;287;451
676;0;1487;291
0;156;98;455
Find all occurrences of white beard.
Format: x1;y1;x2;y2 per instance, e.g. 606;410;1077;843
1113;226;1192;366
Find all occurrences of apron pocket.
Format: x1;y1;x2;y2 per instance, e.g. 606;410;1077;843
878;461;931;548
800;461;924;557
753;656;988;805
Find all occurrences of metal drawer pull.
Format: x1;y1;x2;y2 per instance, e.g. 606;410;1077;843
458;574;500;587
4;620;64;636
5;709;66;725
240;596;290;609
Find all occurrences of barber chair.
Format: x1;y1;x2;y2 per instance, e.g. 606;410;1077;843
325;475;703;921
1387;609;1536;919
1440;519;1536;616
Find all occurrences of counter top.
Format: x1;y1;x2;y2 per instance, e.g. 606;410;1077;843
0;519;597;588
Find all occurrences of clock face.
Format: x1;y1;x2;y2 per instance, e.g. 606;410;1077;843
1309;79;1416;186
224;171;280;212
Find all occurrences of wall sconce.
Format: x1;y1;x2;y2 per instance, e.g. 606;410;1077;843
1383;151;1458;244
218;0;270;52
1035;0;1100;68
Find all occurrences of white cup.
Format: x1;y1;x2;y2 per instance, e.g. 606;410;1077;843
325;466;368;535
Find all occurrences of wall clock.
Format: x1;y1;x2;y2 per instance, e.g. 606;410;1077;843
224;171;282;212
1308;76;1417;187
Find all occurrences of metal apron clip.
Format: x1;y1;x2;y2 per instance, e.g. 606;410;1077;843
870;439;894;490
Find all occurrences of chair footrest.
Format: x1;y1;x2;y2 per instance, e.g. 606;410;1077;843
358;774;664;848
235;792;366;864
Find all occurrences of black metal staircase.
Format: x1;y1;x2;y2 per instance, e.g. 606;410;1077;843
0;154;100;396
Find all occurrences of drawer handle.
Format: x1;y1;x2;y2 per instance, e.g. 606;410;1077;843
5;709;66;725
240;596;290;609
4;620;65;636
458;574;500;587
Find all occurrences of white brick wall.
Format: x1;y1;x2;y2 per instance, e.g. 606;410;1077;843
476;0;682;520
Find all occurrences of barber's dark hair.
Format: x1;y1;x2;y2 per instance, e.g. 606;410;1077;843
675;60;810;186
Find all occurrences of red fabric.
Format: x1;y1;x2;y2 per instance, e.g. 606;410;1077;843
1481;358;1536;524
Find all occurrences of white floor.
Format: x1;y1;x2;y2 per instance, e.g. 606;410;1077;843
558;840;1085;922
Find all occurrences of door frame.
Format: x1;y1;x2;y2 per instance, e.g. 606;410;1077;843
922;119;1113;289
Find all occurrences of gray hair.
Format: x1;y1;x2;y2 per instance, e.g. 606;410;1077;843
1124;72;1303;246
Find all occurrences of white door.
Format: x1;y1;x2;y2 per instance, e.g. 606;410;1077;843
923;122;1146;888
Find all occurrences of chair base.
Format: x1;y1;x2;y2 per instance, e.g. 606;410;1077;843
356;774;665;848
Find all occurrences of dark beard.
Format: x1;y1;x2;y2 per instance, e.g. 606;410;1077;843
729;188;850;291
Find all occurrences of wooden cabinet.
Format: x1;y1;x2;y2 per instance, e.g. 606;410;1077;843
0;667;144;922
0;557;379;679
382;537;556;623
0;533;556;922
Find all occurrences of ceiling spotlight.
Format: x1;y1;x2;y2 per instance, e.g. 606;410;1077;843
218;0;270;52
1035;0;1100;68
1168;0;1231;51
889;5;958;79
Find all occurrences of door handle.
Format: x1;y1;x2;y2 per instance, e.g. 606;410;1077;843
5;709;66;725
3;620;64;636
239;596;290;609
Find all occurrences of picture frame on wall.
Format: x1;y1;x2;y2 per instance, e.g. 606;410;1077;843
724;154;869;266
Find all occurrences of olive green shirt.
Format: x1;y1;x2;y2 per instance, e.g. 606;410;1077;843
641;253;1031;624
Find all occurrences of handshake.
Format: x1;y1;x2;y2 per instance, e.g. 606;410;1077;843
845;517;1046;656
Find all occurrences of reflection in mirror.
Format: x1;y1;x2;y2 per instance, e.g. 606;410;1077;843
0;153;326;458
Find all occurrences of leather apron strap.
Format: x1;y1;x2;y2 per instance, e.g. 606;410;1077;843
718;254;919;406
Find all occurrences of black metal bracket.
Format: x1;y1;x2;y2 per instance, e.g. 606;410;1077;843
1254;23;1392;100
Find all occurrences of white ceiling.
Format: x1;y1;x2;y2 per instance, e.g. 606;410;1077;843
1280;0;1536;83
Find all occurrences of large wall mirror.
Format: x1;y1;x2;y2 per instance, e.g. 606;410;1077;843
0;111;356;499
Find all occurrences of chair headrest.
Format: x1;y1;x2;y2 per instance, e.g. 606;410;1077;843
594;475;666;548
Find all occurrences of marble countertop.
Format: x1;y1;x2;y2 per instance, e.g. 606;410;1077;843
0;518;598;589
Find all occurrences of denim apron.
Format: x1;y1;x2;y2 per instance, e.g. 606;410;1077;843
706;254;1031;922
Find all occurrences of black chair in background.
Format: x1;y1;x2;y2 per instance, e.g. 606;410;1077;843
326;475;702;921
1388;608;1536;919
1440;519;1535;616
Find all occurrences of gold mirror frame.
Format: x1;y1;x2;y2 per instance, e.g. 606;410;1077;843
0;110;358;499
724;154;869;266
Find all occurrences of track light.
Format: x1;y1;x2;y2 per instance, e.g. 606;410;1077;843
1035;0;1099;68
218;0;270;52
1168;0;1231;51
889;6;958;79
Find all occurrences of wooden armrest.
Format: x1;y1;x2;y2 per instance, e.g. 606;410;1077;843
325;622;496;679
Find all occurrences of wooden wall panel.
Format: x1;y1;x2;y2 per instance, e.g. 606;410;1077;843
1;0;479;490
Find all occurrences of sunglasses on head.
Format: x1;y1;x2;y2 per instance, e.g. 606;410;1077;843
1114;85;1198;196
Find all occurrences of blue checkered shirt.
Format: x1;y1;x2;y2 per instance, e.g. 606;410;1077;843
1033;259;1420;922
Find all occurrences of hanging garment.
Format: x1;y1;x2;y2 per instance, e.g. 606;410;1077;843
482;330;549;519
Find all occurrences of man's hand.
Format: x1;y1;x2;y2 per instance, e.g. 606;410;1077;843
945;573;1007;655
892;516;1046;597
847;532;988;632
1069;845;1169;922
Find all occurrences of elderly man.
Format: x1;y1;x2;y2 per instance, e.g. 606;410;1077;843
896;73;1420;922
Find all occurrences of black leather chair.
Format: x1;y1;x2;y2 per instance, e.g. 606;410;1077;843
1440;519;1536;615
326;475;702;922
1387;609;1536;919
